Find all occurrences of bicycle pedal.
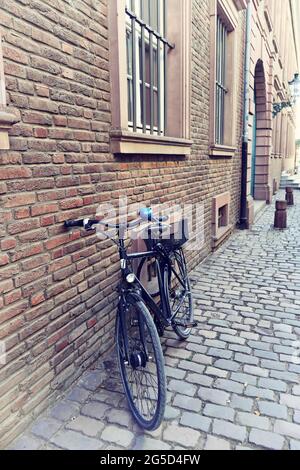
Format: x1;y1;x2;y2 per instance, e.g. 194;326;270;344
174;320;198;328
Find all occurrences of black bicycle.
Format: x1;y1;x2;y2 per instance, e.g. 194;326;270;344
64;208;196;430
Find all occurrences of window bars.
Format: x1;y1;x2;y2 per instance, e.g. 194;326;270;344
126;0;174;136
216;16;228;145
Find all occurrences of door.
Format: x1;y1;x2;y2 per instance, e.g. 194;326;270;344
251;93;257;198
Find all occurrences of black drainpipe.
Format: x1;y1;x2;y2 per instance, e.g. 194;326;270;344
239;1;252;230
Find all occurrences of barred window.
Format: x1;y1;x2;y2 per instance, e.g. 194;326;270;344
125;0;173;135
215;16;228;145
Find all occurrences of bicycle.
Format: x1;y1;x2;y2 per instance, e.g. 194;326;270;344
64;208;196;431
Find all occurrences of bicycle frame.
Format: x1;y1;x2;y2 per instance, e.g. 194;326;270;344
118;238;178;328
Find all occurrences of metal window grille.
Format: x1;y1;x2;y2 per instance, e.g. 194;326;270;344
216;16;228;145
125;0;174;136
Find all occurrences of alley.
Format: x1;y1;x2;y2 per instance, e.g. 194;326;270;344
11;192;300;451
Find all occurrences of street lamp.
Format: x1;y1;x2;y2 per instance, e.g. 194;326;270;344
273;73;300;118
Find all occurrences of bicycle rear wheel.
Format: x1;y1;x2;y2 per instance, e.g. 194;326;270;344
116;298;166;430
165;248;194;340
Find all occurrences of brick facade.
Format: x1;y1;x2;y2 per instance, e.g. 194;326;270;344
0;0;297;447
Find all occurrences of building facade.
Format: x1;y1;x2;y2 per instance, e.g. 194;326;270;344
0;0;298;446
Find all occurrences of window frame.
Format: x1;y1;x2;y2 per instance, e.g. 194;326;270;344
125;0;166;136
215;15;228;145
0;34;18;150
209;0;246;158
108;0;192;156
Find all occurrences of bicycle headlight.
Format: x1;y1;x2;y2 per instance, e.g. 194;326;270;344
126;273;136;284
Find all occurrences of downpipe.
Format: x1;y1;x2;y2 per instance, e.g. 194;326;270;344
239;1;252;230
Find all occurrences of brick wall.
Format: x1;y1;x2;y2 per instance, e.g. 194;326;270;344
0;0;244;446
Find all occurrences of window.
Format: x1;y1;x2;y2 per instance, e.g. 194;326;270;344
209;1;247;157
0;34;17;150
215;16;228;145
109;0;192;156
0;36;6;108
212;192;231;249
125;0;171;136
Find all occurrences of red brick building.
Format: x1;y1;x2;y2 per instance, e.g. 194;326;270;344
0;0;298;446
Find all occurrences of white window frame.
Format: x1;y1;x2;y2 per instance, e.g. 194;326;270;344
126;0;166;135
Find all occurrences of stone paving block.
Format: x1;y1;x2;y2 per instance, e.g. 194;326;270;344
101;425;134;448
163;405;179;421
274;420;300;440
207;348;234;360
237;412;270;431
203;404;235;422
163;424;201;448
50;430;102;450
293;411;300;424
235;353;259;366
205;367;228;379
249;429;285;450
186;373;214;387
229;344;252;355
173;394;202;412
165;349;192;360
260;359;286;371
247;341;271;351
258;378;287;393
220;334;246;346
178;360;205;374
258;401;288;420
198;387;230;406
180;412;212;433
50;401;79;422
66;416;104;437
245;385;275;401
168;379;197;397
164;366;186;380
133;436;171;450
230;395;253;412
231;372;257;386
293;385;300;396
193;354;213;366
290;440;300;450
66;387;90;404
253;350;279;361
106;409;133;427
212;419;247;442
81;401;111;420
79;371;104;391
204;435;231;450
214;359;240;372
12;435;42;450
214;379;244;394
269;370;299;384
280;394;300;411
243;365;269;378
31;417;62;440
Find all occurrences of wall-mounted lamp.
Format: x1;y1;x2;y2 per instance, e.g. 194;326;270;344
273;73;300;118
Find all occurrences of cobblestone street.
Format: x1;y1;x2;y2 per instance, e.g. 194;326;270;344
11;192;300;451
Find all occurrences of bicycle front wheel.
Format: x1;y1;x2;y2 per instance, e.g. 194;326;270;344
116;299;166;431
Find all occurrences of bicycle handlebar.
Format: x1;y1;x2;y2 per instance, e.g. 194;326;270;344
64;212;169;231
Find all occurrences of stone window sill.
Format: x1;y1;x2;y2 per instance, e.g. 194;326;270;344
212;224;233;249
0;110;19;150
110;130;193;156
209;144;236;159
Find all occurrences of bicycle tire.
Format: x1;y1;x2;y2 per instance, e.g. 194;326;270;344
164;248;194;340
116;298;166;430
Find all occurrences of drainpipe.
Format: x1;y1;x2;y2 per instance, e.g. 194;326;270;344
239;1;252;230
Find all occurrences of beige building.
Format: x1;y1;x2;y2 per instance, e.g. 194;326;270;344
246;0;299;222
0;0;299;446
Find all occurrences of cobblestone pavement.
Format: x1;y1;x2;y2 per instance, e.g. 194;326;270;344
11;192;300;450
